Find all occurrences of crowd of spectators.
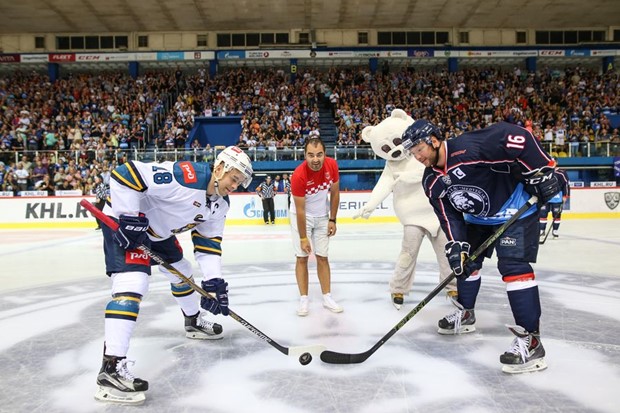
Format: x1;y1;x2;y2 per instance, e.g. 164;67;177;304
0;152;116;195
1;63;619;194
157;67;326;160
165;63;620;159
0;69;179;193
326;64;620;157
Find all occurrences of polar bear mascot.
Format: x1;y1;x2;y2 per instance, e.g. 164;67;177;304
354;109;456;309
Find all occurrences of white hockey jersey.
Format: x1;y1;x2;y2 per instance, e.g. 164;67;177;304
103;160;229;274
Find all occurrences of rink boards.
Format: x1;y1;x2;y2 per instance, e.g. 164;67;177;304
0;188;618;229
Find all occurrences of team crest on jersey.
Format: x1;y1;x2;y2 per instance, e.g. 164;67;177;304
446;185;490;215
441;175;452;185
604;192;619;210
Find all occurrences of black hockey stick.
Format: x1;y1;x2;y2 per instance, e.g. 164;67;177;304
539;224;553;245
81;199;325;359
320;195;539;364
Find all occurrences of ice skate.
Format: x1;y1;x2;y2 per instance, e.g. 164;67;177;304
539;231;545;244
391;293;404;310
438;296;475;335
95;355;148;405
184;311;223;340
322;293;343;313
500;325;547;374
297;295;309;316
552;230;559;238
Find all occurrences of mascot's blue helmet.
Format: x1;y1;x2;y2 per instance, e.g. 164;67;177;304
401;119;442;150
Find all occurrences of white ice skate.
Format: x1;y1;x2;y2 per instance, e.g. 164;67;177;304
95;356;148;405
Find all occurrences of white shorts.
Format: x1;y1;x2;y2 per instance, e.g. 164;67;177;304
290;213;330;257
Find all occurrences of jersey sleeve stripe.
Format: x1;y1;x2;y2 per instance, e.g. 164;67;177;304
111;161;147;192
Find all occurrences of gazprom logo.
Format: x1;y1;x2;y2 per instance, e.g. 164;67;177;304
243;198;289;219
243;198;262;218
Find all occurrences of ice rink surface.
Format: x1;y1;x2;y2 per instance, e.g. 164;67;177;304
1;218;619;413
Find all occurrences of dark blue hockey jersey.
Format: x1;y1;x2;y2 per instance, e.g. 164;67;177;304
421;122;555;242
547;169;570;203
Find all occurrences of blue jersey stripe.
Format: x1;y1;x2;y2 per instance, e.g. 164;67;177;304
111;161;148;192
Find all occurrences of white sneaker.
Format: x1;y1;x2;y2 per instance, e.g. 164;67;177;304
297;295;309;316
322;293;343;313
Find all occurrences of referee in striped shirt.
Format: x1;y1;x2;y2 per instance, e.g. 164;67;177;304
93;174;110;230
256;175;276;224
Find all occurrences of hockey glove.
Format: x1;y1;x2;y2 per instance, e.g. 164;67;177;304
445;241;475;280
524;167;560;205
113;214;149;250
201;278;229;316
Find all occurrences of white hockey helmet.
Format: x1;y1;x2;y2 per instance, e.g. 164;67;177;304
214;146;253;188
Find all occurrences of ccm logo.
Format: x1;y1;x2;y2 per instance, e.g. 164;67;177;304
179;162;197;183
526;174;552;185
126;251;150;265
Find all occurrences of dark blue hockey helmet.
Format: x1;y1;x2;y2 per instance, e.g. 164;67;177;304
401;119;442;150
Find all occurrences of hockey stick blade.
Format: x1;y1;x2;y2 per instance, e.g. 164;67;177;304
320;196;538;365
320;274;455;364
80;199;322;358
539;224;552;245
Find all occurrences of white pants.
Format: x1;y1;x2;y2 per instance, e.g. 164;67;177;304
389;225;456;294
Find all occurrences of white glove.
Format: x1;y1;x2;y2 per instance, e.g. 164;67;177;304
353;206;374;220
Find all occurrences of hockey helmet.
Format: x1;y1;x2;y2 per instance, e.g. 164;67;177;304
214;146;253;188
401;119;442;151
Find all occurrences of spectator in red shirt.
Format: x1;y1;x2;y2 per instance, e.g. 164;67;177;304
290;137;342;316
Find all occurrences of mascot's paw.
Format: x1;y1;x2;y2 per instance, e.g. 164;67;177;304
353;209;373;220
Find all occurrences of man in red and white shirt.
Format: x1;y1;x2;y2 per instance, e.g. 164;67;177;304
290;137;342;316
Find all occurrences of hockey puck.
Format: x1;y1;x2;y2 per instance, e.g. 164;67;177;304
299;352;312;365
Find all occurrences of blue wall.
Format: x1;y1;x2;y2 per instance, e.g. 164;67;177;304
189;116;242;148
